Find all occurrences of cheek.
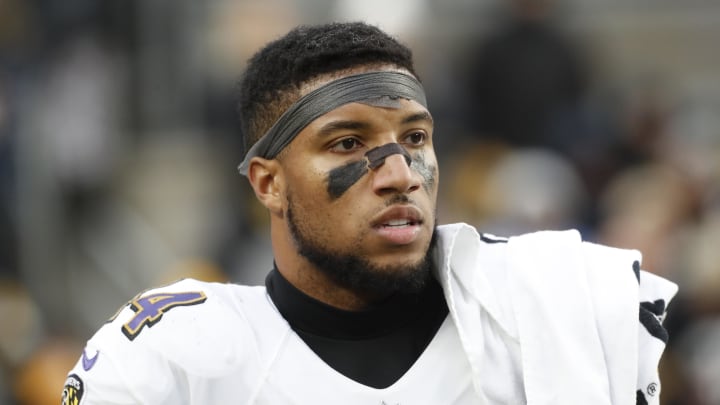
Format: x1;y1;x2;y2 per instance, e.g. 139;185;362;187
283;165;327;213
326;159;369;200
411;152;438;193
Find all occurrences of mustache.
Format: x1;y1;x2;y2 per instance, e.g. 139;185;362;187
385;194;412;206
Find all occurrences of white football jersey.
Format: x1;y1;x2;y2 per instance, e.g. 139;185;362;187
64;223;679;405
63;278;477;405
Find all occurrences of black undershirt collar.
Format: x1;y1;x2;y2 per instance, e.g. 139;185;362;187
266;266;449;388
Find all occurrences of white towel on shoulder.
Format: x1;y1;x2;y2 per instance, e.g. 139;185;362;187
435;223;678;405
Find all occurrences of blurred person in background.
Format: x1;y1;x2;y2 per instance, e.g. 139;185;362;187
462;0;588;151
60;22;677;405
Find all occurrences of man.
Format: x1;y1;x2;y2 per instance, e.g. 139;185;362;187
63;22;677;404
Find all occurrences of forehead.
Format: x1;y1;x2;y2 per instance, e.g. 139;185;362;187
296;66;429;128
289;67;431;141
308;98;432;129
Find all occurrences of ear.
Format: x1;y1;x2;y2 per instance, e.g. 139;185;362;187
247;157;284;217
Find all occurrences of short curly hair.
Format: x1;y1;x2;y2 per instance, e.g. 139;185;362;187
236;22;418;155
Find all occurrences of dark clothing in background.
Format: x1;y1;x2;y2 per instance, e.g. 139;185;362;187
466;19;586;148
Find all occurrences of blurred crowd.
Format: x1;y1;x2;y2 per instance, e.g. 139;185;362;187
1;0;719;404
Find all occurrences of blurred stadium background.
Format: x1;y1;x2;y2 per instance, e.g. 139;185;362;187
0;0;719;404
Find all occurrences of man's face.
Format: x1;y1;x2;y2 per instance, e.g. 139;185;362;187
278;96;439;295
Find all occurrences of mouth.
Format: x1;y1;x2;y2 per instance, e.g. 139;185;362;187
383;219;419;227
372;206;425;245
372;206;423;227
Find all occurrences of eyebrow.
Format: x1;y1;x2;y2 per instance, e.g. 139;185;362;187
316;120;371;138
401;111;434;125
315;110;434;139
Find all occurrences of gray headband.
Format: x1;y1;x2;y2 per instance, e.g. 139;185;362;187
237;70;427;176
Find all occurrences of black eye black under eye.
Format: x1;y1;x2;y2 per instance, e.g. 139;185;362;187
326;159;368;200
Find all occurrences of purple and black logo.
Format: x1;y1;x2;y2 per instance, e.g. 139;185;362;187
81;348;99;371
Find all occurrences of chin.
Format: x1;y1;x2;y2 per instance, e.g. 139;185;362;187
372;249;428;269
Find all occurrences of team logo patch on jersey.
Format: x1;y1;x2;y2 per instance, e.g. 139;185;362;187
62;374;85;405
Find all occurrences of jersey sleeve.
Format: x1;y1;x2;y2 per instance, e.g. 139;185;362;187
62;279;218;405
63;331;184;405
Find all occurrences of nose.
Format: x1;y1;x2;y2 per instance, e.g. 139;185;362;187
371;153;420;195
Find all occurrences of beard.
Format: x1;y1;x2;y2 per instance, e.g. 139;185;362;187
286;201;437;298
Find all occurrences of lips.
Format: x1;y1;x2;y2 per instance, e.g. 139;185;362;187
372;206;423;228
371;206;424;245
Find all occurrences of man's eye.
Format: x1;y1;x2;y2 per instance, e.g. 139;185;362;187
330;138;363;152
405;132;426;146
